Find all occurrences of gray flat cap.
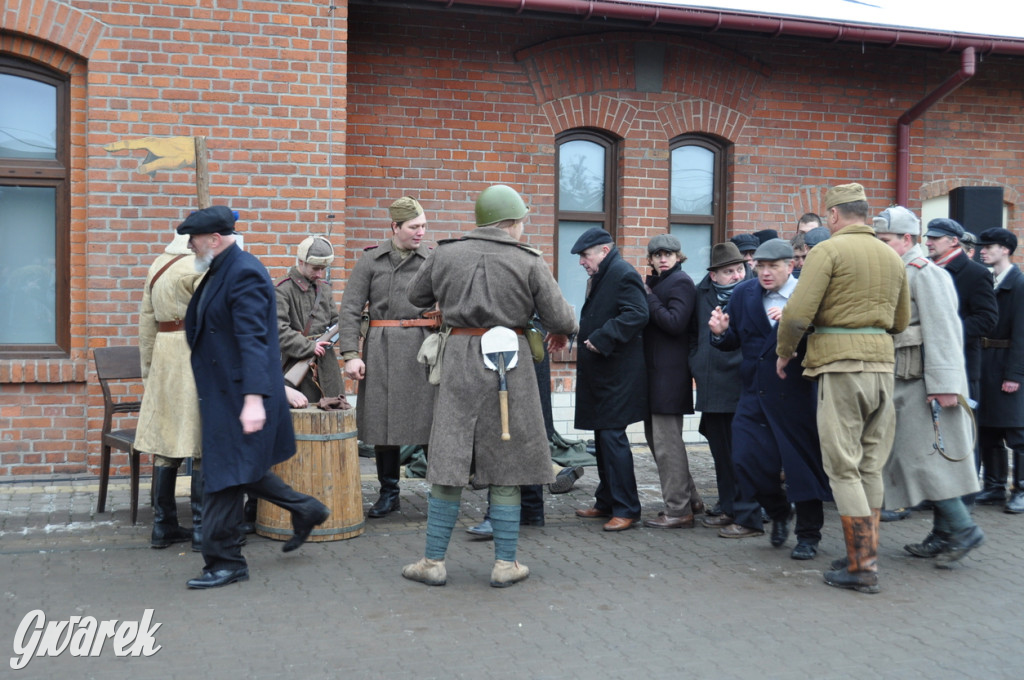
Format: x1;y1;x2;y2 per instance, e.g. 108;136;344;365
752;238;794;261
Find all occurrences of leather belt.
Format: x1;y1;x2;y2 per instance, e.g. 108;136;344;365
157;319;185;333
369;319;440;328
981;337;1010;349
449;327;523;336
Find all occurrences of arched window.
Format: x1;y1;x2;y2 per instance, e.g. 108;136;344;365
669;135;726;281
0;57;69;356
555;129;617;319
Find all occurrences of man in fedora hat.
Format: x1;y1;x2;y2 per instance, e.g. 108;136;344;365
709;239;831;559
777;183;910;593
690;242;760;530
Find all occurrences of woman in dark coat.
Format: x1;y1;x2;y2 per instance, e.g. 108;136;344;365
640;234;701;528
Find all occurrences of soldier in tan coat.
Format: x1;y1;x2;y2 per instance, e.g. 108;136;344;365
339;196;437;518
136;232;204;550
401;185;577;588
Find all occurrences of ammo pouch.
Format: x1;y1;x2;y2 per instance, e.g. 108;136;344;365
416;325;451;386
893;325;923;380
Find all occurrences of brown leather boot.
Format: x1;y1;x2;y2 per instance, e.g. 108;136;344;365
823;515;879;594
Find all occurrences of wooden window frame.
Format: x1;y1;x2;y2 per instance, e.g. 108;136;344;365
668;134;726;245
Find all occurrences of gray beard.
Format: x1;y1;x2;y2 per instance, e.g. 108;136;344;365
194;251;213;272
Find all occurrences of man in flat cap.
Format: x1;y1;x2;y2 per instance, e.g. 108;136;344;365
179;205;329;589
777;183;910;593
925;217;997;421
709;239;831;559
977;227;1024;514
572;227;649;531
874;207;983;567
276;234;343;403
339;196;436;519
729;233;759;280
401;185;576;588
690;242;760;530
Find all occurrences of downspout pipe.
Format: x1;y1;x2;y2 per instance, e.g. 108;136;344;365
895;47;976;206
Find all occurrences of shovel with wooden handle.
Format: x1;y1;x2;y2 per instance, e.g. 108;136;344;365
481;327;519;441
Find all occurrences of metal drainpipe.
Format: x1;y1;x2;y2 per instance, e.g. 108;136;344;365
896;47;976;206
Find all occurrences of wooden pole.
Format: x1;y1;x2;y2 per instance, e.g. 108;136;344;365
194;136;210;209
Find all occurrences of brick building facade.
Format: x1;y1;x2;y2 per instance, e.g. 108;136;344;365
2;0;1023;478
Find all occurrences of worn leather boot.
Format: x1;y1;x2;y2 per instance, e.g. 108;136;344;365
935;525;984;567
1005;451;1024;514
975;447;1008;505
904;530;951;558
368;447;401;518
190;461;203;553
402;558;447;586
151;465;190;549
823;514;879;594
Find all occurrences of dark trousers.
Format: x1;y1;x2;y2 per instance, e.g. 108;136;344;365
758;491;824;543
202;471;317;572
979;426;1024;487
700;412;760;529
592;428;641;519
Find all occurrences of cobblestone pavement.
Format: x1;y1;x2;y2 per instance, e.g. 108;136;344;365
1;445;1022;679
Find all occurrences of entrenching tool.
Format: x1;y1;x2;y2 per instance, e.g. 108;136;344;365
481;327;519;441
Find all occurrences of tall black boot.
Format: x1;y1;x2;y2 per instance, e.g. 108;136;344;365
190;460;204;552
368;446;401;518
976;446;1008;505
1006;449;1024;514
240;495;258;534
151;464;190;549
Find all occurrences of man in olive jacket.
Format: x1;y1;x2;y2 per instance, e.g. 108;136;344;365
572;227;649;531
777;183;910;594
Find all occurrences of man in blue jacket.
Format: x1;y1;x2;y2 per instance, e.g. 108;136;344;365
179;206;329;589
572;227;649;531
709;239;832;559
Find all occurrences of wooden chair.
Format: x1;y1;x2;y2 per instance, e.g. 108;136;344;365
92;346;144;524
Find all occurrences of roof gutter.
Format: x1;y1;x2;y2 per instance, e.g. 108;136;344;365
414;0;1024;56
896;47;976;206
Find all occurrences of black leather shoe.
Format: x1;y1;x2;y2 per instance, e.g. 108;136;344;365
520;515;545;526
975;487;1007;506
790;540;818;560
367;492;400;518
935;525;984;568
770;514;791;547
283;502;330;553
1005;491;1024;514
186;567;249;589
904;530;950;558
706;502;723;517
549;466;584;494
879;507;911;522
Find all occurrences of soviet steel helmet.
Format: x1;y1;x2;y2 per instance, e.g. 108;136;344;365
474;184;529;227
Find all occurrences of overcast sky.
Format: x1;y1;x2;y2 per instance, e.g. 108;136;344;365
651;1;1024;40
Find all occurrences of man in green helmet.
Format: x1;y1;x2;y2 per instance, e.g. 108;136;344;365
401;184;578;588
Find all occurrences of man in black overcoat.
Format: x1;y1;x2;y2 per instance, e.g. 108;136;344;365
572;227;649;531
179;206;329;589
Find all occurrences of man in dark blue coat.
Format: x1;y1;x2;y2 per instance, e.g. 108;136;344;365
179;206;329;589
709;239;832;559
572;227;649;531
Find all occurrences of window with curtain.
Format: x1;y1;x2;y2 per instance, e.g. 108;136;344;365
0;58;69;356
555;130;617;320
669;135;726;282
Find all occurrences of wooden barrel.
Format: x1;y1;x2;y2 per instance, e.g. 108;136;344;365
256;407;364;541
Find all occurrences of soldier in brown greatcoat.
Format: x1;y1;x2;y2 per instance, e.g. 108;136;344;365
275;236;343;403
401;184;577;588
338;196;437;518
136;232;204;550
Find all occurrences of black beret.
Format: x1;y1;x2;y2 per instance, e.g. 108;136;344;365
176;205;238;235
977;227;1017;253
729;233;759;253
570;227;613;255
753;229;779;244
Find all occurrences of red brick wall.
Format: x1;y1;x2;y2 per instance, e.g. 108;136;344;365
1;0;347;477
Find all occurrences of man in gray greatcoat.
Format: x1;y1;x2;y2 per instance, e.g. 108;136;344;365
276;235;343;402
339;196;437;518
401;184;577;588
572;227;649;532
874;207;983;567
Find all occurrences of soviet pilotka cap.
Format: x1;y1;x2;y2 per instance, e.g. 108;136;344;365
872;206;921;236
824;182;868;210
176;205;238;235
389;196;424;223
